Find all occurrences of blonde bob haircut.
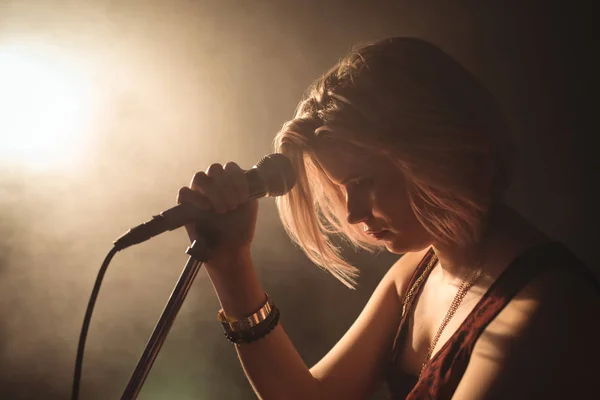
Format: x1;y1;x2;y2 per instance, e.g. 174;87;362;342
273;37;515;288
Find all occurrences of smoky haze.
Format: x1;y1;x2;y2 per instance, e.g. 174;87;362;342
0;1;595;399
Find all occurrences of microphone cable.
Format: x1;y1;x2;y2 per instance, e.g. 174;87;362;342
71;246;118;400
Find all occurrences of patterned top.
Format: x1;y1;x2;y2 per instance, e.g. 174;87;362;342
386;241;597;399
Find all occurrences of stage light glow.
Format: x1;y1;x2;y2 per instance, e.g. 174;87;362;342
0;43;93;171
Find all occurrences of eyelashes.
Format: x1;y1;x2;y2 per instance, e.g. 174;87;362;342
344;178;375;200
347;177;374;189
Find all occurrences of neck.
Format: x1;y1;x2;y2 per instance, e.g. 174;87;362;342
430;203;551;286
431;244;484;283
431;203;506;281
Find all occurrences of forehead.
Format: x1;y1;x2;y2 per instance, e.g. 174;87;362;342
312;140;375;184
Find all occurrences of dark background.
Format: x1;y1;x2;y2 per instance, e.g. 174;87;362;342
0;1;596;399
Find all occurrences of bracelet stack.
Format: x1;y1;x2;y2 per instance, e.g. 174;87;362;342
218;293;280;344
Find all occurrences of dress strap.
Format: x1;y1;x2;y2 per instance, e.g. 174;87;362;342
446;242;595;352
387;241;596;399
389;247;437;366
411;241;573;399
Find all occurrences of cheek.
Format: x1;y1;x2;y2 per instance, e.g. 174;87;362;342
371;183;414;222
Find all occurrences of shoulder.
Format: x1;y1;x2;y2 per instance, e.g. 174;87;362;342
454;251;600;399
490;242;598;340
387;247;432;298
501;248;600;341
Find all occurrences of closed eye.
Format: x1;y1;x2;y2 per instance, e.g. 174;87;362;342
345;177;373;192
335;174;374;198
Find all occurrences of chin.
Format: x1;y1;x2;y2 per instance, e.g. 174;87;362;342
383;240;407;255
384;235;430;255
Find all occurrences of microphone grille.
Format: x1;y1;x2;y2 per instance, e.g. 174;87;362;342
254;153;296;196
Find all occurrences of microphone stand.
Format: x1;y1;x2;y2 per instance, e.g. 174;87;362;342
120;239;209;400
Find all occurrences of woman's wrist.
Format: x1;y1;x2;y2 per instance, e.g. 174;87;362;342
204;246;252;271
204;249;267;320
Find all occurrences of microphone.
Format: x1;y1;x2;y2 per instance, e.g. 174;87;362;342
113;153;296;251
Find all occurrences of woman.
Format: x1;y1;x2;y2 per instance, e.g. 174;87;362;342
177;37;599;399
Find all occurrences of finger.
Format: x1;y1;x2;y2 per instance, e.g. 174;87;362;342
224;161;249;203
177;186;211;210
206;163;238;212
191;169;227;214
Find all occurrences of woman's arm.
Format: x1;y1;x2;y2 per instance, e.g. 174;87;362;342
208;249;425;400
206;251;319;399
310;250;426;399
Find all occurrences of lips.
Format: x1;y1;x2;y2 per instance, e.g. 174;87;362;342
365;229;389;239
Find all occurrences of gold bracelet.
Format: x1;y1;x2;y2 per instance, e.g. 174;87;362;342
217;293;273;332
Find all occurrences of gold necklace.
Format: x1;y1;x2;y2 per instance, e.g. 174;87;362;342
401;253;438;318
400;250;483;378
420;263;482;377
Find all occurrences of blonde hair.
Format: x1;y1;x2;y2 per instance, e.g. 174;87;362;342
274;37;515;288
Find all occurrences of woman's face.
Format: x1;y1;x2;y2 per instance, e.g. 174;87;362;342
313;140;432;254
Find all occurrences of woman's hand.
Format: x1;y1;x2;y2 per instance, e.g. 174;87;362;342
176;161;258;268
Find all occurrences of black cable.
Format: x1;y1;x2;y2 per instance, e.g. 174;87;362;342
72;246;119;400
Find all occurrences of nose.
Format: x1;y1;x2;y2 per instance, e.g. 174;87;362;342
346;189;371;225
